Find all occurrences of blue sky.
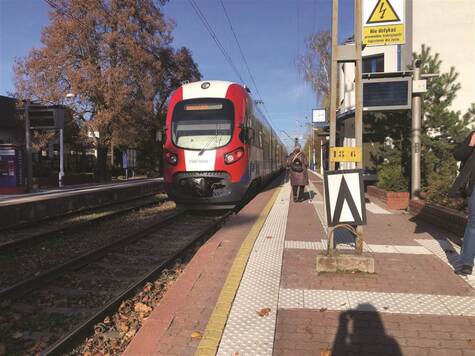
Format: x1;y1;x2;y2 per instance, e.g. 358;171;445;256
0;0;354;150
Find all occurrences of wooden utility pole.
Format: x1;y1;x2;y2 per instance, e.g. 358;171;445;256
354;0;363;169
326;0;365;255
329;0;338;172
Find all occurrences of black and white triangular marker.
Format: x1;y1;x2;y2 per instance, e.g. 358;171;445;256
324;169;367;227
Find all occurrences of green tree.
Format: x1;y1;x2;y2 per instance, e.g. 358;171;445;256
413;45;475;202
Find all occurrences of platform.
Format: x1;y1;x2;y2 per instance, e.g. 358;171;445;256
0;178;163;229
125;172;475;356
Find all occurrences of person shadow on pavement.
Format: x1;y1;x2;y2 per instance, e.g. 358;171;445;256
331;304;402;356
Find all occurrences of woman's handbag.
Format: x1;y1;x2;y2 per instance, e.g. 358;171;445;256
449;149;475;198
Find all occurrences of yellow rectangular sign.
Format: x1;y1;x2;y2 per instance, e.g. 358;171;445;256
330;147;362;163
363;24;404;46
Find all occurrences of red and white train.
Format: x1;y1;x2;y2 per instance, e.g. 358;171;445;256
163;80;287;208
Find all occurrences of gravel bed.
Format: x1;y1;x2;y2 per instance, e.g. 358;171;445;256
0;198;175;289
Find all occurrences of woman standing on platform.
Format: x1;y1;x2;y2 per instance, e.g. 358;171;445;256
287;143;309;202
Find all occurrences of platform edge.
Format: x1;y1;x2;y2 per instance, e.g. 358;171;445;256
195;186;282;356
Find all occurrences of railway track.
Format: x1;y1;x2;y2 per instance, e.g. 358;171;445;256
0;209;230;355
0;195;172;291
0;191;165;238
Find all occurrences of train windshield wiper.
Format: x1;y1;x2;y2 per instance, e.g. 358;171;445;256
199;122;222;155
199;135;217;156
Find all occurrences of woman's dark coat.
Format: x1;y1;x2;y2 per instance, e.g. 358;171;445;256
286;150;309;186
450;131;475;197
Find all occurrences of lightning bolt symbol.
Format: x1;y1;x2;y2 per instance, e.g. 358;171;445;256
379;3;386;19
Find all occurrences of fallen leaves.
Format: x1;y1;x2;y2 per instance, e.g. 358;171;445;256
74;263;183;356
320;347;332;356
468;338;475;349
265;236;273;240
191;331;203;339
319;308;327;312
257;308;271;317
134;302;152;314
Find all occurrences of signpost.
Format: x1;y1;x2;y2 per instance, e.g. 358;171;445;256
312;108;326;124
362;0;405;46
26;105;66;188
317;0;374;274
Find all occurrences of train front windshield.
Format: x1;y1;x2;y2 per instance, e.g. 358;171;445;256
171;99;234;150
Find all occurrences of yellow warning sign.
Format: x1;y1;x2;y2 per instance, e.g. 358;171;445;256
363;0;405;46
330;147;362;163
363;24;404;46
367;0;400;24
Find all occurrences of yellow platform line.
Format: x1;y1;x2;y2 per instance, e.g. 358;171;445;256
195;187;282;356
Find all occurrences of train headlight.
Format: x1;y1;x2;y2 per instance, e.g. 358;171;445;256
224;147;244;164
165;151;178;165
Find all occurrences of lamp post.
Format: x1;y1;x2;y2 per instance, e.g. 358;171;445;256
59;92;75;188
24;100;32;192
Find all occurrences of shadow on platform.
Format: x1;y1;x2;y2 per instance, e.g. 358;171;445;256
331;304;402;356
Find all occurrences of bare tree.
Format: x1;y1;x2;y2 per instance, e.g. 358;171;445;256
297;30;331;107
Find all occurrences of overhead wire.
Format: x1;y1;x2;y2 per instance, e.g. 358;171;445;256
217;0;276;127
188;0;245;84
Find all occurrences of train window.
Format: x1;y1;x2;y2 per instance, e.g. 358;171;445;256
171;98;234;150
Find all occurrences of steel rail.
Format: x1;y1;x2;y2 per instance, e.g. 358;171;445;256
43;210;232;356
0;190;164;233
0;196;168;252
0;210;184;301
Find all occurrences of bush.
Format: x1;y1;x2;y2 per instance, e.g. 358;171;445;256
377;163;408;192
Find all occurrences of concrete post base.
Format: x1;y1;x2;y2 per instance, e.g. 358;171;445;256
316;252;375;273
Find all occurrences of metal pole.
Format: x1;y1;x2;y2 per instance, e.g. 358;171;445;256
329;0;338;172
59;128;64;187
312;128;316;170
411;62;422;199
24;101;32;192
320;143;324;175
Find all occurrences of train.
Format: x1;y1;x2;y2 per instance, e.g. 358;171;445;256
162;80;287;208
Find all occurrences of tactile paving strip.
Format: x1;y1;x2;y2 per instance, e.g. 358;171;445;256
416;239;475;289
216;184;291;356
365;202;392;214
284;240;432;255
308;180;327;232
279;288;475;316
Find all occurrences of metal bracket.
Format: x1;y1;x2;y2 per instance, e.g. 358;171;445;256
326;223;364;256
336;44;357;62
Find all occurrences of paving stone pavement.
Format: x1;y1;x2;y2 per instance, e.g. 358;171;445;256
274;171;475;356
